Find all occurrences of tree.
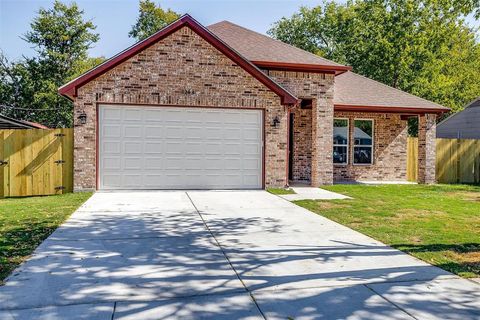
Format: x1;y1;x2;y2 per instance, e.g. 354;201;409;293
0;1;101;127
129;0;180;41
268;0;480;118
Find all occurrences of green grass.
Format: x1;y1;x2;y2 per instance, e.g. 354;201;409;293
0;192;92;282
294;184;480;278
267;187;296;195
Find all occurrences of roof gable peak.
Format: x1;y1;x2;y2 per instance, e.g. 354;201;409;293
58;14;298;105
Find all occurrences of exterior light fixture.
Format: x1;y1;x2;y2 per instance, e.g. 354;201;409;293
272;116;280;127
78;111;87;125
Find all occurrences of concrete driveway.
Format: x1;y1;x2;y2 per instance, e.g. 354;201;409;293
0;191;479;319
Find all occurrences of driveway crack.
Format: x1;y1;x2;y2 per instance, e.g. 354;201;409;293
185;192;267;320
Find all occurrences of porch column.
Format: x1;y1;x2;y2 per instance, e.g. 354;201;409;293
418;113;436;184
311;97;334;186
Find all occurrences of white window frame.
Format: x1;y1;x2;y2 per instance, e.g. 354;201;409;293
353;118;374;166
333;118;349;165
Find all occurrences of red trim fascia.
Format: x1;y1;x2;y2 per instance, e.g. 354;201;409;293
20;120;49;129
59;15;298;105
334;104;450;114
252;61;352;74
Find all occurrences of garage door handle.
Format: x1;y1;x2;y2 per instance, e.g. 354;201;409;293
0;160;7;166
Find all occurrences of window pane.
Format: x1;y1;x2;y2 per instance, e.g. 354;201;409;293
333;146;348;164
354;146;372;164
333;119;348;145
354;120;373;146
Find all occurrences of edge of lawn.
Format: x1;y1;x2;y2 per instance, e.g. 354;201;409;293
0;192;93;283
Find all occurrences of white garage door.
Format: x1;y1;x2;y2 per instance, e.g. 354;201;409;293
98;105;263;190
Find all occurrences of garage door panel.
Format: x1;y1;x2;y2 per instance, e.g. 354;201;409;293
124;108;143;120
144;142;163;153
124;142;142;154
103;157;121;170
124;126;142;138
124;157;143;169
144;158;163;169
103;125;121;137
99;105;262;189
103;142;121;154
145;126;164;138
103;108;122;121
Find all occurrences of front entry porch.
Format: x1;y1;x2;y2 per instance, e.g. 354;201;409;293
288;108;437;186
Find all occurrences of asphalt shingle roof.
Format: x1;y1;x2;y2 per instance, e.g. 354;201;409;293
208;21;346;67
209;21;448;112
334;71;449;111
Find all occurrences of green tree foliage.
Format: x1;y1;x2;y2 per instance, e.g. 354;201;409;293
0;1;101;127
129;0;180;41
268;0;480;115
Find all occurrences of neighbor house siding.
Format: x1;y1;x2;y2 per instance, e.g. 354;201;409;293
73;26;287;190
333;111;408;181
265;70;335;185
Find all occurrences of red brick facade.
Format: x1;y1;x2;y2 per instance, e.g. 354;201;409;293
332;112;408;181
73;26;289;190
418;114;437;184
266;70;335;185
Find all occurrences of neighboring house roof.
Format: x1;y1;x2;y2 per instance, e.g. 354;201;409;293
437;97;480;139
58;15;298;105
0;113;48;129
334;71;449;114
334;127;372;141
207;21;351;73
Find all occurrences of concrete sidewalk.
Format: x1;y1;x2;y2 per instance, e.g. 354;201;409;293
0;191;478;319
280;186;351;201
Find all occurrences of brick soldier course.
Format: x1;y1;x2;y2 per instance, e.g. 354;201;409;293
60;15;448;191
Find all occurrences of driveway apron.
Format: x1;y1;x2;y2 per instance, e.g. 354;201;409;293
0;190;479;319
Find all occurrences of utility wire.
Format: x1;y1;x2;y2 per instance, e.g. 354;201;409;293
0;104;59;111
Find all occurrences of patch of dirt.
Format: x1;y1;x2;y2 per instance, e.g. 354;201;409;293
456;192;480;202
396;208;445;216
316;202;349;210
409;236;423;243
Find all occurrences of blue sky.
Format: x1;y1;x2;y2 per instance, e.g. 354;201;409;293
1;0;479;61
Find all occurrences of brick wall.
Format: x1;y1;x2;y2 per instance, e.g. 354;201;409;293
418;113;436;184
265;70;335;185
72;26;288;190
333;111;408;181
291;106;312;181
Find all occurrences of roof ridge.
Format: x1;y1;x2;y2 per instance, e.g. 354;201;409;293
208;20;345;67
465;96;480;108
343;71;447;109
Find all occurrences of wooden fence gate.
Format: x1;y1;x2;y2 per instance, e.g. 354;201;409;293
0;128;73;197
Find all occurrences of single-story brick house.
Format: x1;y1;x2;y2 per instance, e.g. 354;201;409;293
59;15;448;191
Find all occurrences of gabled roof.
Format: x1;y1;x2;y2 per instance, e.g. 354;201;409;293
208;21;351;74
437;97;480;139
0;113;48;129
58;15;298;105
334;71;449;114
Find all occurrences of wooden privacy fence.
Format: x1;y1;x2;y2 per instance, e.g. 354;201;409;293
0;128;73;197
436;138;480;184
407;137;418;182
407;137;480;184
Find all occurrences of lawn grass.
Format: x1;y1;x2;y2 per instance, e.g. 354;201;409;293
294;184;480;278
267;187;296;195
0;192;92;282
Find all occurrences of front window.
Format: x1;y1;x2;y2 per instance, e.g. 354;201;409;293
353;119;374;164
333;118;348;164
